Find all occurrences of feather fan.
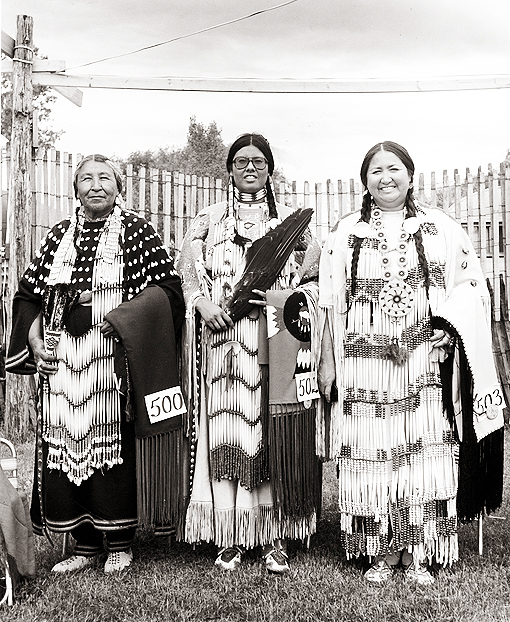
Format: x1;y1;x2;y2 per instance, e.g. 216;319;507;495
225;208;313;323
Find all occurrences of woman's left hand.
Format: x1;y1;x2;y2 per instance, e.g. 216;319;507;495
248;289;267;311
430;329;454;350
100;320;120;340
429;328;454;363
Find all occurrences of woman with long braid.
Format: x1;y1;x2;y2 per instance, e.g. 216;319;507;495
318;141;504;585
177;133;322;573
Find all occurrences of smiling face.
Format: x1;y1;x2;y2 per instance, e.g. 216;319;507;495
366;149;412;211
230;145;269;194
76;160;119;220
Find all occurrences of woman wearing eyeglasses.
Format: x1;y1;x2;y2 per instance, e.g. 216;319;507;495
177;133;322;572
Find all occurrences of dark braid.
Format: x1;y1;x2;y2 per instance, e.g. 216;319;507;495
266;179;278;219
350;191;373;298
405;191;430;298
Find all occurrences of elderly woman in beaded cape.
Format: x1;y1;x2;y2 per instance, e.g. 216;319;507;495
318;141;504;586
6;154;185;574
177;133;322;573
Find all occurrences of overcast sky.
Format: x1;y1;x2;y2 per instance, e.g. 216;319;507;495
3;0;510;183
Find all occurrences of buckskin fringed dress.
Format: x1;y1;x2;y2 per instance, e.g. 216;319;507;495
178;198;322;549
318;203;504;566
7;206;185;540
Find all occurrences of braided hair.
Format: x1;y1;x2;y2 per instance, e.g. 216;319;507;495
226;133;278;218
350;141;430;299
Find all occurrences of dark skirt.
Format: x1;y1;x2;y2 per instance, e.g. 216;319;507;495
31;409;138;535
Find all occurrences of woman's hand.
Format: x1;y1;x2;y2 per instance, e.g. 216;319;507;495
430;328;454;350
429;328;454;363
28;313;57;376
29;336;58;376
196;298;234;332
248;289;267;312
318;359;336;403
100;320;120;340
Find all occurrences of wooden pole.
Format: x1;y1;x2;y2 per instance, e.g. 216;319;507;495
5;15;35;439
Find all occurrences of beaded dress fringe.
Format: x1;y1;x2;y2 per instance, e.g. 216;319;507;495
333;225;459;566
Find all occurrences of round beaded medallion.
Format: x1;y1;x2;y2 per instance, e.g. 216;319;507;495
379;279;415;317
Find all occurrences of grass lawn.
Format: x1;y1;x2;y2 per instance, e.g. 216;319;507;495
2;428;509;622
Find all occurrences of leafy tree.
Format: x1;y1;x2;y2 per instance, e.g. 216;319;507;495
121;116;289;186
1;52;64;150
121;116;228;181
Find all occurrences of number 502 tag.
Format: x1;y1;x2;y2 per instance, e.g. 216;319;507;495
144;386;187;424
295;371;320;404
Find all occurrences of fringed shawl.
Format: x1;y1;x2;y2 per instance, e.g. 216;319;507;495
106;285;187;534
266;284;322;539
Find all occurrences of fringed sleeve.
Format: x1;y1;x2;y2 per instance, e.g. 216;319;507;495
317;216;354;460
176;206;219;431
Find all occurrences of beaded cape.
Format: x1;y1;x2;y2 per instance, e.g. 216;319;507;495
318;203;502;565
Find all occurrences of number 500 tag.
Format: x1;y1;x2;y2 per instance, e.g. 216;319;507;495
144;386;187;424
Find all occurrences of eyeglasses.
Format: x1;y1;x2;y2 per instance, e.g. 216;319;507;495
233;156;268;170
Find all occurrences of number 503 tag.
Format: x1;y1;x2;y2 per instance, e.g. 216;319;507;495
144;386;187;424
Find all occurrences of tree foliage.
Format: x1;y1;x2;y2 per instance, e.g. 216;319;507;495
1;53;64;150
120;116;229;182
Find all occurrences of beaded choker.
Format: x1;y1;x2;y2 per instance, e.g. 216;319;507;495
234;187;267;204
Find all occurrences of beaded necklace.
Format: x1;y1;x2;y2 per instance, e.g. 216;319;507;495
371;206;420;320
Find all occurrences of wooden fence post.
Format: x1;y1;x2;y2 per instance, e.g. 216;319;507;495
5;15;35;439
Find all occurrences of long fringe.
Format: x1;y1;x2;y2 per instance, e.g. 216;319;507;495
136;430;187;539
341;505;459;566
214;505;275;549
185;501;215;544
268;403;322;532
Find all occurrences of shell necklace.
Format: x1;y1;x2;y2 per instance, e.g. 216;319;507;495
372;206;419;320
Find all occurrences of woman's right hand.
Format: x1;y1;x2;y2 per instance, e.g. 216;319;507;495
29;336;58;376
196;298;234;332
28;314;58;376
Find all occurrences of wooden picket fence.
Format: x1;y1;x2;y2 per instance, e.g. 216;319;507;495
2;148;510;322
